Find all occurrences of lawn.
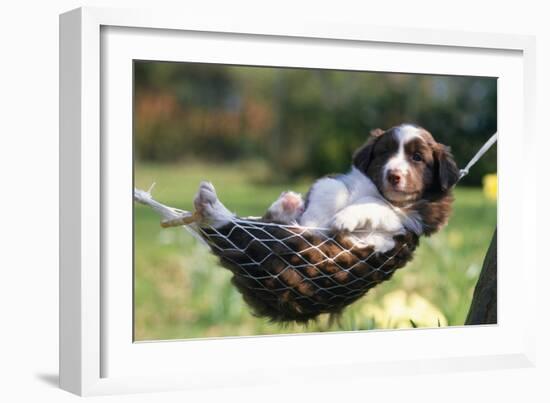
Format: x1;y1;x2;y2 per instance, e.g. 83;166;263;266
134;161;497;341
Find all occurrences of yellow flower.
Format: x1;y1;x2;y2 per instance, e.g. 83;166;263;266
361;290;448;329
482;174;498;201
447;230;464;248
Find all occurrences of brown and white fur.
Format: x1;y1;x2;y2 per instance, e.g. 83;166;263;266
194;124;459;252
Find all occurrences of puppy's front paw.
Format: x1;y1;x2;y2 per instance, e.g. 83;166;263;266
331;211;360;233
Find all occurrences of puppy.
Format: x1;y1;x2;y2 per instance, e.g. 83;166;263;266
266;123;459;251
194;123;458;252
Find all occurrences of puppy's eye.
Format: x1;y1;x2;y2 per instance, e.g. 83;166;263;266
412;152;423;162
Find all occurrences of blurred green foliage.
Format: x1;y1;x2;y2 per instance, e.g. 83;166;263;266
135;62;496;185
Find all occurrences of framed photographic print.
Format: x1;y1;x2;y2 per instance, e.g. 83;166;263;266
59;7;536;396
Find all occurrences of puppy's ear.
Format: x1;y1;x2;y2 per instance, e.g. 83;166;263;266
435;144;460;191
353;138;377;172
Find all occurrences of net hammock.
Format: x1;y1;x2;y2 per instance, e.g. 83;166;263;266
135;187;418;322
134;133;497;323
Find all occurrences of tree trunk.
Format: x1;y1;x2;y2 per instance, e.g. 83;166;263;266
465;229;497;325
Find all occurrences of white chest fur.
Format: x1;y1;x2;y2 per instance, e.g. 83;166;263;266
299;167;422;252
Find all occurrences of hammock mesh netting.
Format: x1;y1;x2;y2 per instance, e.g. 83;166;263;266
193;219;419;322
134;188;419;322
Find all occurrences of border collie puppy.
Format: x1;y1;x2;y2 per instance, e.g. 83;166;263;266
267;124;459;249
194;124;459;252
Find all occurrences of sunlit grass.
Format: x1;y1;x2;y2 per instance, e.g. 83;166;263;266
134;161;496;340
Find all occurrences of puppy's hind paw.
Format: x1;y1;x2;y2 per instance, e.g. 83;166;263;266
193;181;234;227
193;181;218;213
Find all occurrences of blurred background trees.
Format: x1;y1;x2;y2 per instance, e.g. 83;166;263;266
134;62;496;185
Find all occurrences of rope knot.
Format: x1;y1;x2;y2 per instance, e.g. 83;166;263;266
456;132;497;182
458;168;469;180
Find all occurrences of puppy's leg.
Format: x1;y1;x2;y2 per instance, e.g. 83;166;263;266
331;197;404;234
264;191;304;224
300;178;350;228
193;181;235;227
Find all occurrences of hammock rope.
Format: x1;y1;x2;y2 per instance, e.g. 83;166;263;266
134;132;497;322
458;132;498;180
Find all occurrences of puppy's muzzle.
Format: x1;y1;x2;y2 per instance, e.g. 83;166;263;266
387;169;404;187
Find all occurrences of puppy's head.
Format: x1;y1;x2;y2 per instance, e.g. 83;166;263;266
353;124;459;204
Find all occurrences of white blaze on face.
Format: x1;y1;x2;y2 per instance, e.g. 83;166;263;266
383;125;421;188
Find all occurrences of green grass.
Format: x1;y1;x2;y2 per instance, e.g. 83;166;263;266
134;161;497;340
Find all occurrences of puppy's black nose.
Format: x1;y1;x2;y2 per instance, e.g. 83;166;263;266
387;171;402;186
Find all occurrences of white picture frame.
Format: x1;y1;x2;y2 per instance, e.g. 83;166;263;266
59;6;537;396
